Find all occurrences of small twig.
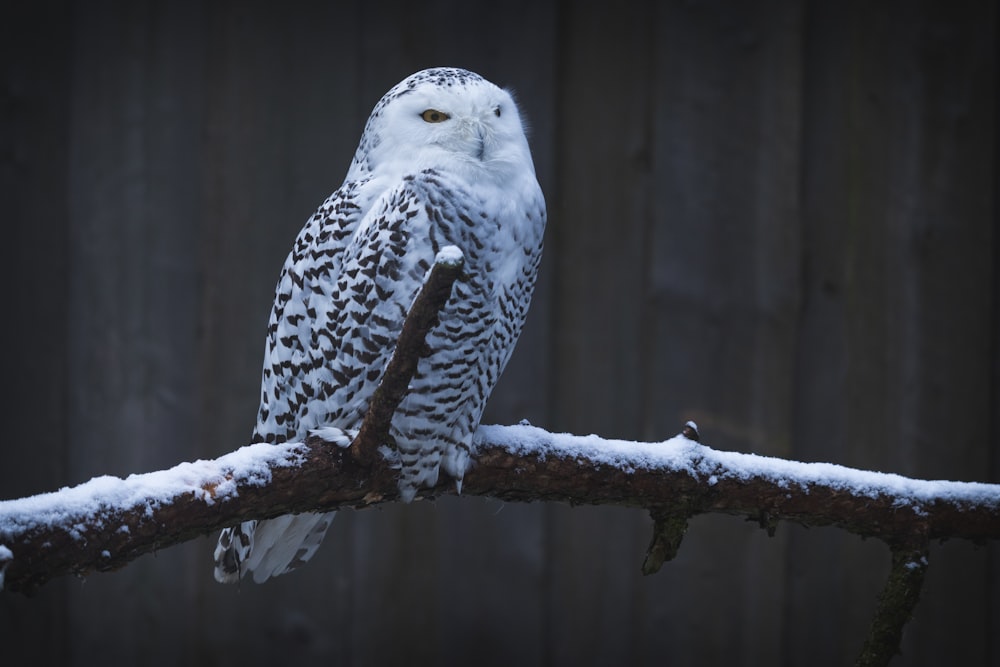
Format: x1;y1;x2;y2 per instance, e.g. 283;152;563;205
641;422;698;574
349;248;465;465
641;510;689;575
856;543;930;667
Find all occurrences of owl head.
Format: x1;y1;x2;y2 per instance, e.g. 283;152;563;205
348;68;535;182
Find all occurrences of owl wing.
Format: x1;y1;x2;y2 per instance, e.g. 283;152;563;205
215;175;451;583
254;180;369;444
215;181;370;584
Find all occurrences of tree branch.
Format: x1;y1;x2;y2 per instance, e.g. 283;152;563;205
2;419;997;596
856;543;930;667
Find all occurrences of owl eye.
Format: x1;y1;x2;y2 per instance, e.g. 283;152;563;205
420;109;450;123
494;106;501;117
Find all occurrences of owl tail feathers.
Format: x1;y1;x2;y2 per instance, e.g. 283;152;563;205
213;520;257;583
212;511;336;584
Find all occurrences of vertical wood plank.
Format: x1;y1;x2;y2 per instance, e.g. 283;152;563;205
790;1;997;664
879;2;996;663
640;1;804;663
787;4;893;663
549;2;653;440
56;2;207;665
546;2;656;664
0;1;72;664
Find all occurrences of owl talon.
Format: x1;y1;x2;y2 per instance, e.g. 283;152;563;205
378;445;402;468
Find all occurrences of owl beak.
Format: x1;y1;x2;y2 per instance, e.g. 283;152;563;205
458;117;488;161
474;126;487;161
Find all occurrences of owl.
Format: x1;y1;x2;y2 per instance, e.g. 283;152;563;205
213;68;546;583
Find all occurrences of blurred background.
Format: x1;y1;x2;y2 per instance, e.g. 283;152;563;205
1;1;997;665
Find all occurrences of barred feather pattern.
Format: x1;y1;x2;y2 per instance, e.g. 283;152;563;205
214;67;545;583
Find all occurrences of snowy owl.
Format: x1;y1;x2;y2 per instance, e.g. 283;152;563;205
213;67;546;583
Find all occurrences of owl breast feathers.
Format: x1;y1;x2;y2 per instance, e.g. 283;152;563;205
213;67;545;583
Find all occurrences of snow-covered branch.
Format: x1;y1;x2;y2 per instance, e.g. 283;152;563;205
2;423;997;595
469;424;1000;545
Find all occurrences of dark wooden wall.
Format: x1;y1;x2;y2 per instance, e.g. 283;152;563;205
1;1;997;665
